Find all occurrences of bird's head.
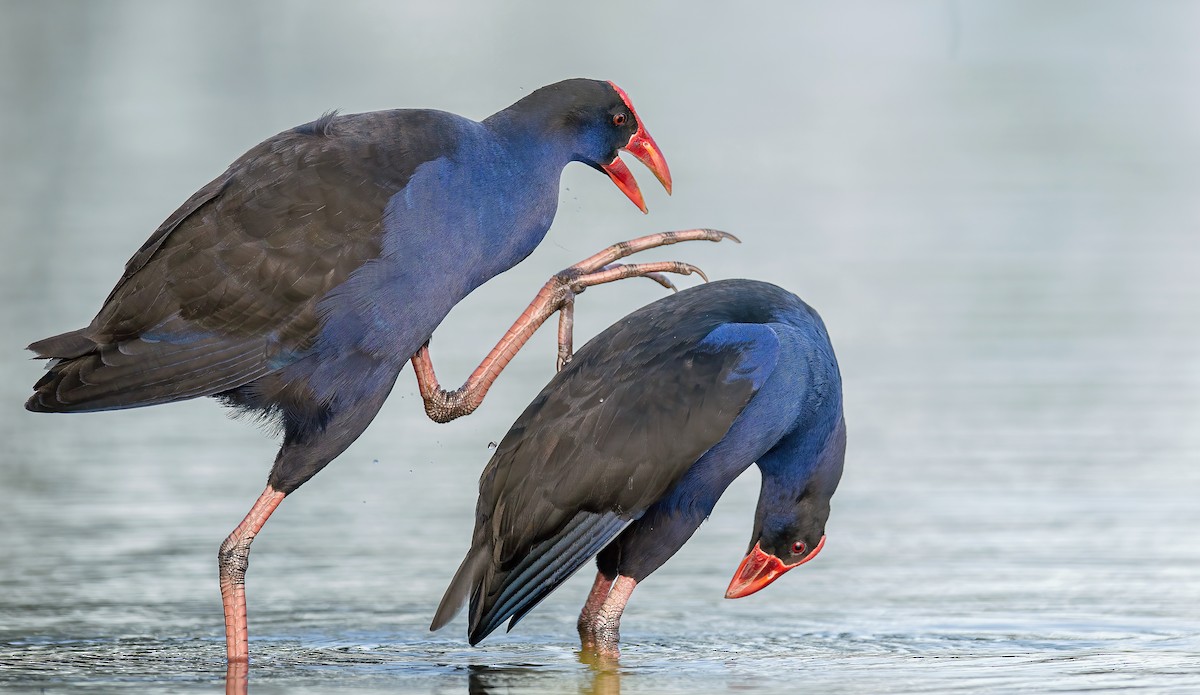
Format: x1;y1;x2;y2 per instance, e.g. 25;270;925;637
724;495;830;600
583;80;672;213
725;419;845;599
500;78;671;213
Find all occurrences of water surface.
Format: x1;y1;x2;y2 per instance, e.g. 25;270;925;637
2;2;1199;693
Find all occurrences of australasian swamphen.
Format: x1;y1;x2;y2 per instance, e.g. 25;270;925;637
431;279;847;657
23;78;733;661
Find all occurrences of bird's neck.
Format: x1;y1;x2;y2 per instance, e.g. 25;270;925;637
752;414;846;539
483;108;577;174
759;406;844;479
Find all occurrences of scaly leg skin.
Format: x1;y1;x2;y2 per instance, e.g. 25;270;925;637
578;575;638;659
556;294;575;373
413;228;739;423
219;486;286;663
578;571;615;652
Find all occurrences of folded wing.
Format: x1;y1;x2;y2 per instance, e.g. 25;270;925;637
27;111;452;412
432;293;783;640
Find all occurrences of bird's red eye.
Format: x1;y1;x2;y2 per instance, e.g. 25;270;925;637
613;113;627;126
791;541;807;556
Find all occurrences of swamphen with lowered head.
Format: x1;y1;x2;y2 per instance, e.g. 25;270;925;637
431;279;846;657
24;78;731;662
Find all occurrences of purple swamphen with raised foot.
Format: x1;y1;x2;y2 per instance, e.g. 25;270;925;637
432;279;846;658
24;78;735;662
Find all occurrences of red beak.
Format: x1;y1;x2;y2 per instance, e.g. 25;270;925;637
602;81;673;214
724;536;826;599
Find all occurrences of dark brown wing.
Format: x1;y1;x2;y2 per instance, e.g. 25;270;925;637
27;110;455;412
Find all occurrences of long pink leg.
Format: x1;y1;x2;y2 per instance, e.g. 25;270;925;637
578;575;638;658
219;486;286;662
413;229;738;423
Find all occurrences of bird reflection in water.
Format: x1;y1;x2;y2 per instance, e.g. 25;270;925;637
222;653;621;695
467;657;621;695
225;660;248;695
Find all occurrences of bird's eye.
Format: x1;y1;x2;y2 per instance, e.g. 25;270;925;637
791;541;807;556
613;112;628;126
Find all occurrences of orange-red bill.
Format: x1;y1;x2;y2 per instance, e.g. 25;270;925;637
601;156;648;213
724;536;826;599
623;129;672;195
603;81;672;212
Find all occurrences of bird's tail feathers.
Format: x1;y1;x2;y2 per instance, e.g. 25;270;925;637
27;328;96;360
25;335;268;413
430;547;488;632
466;512;629;645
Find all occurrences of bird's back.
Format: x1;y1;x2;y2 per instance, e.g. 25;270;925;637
434;280;824;638
26;108;468;414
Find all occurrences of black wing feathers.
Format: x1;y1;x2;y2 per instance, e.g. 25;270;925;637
468;512;629;643
28;335;269;413
27;110;455;412
437;283;785;640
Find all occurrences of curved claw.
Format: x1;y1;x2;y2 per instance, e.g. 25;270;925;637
661;261;709;283
643;272;678;292
677;228;741;245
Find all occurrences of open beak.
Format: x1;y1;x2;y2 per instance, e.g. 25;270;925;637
724;536;826;599
602;82;673;213
600;129;671;214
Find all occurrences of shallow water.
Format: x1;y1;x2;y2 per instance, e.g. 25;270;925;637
2;2;1200;693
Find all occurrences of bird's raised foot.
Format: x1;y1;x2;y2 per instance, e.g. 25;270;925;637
543;228;735;370
564;228;740;277
558;260;709;295
409;229;739;421
549;260;708;371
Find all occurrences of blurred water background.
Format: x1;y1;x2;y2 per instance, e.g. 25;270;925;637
1;1;1199;693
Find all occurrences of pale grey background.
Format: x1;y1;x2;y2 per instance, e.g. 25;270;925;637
1;1;1198;693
